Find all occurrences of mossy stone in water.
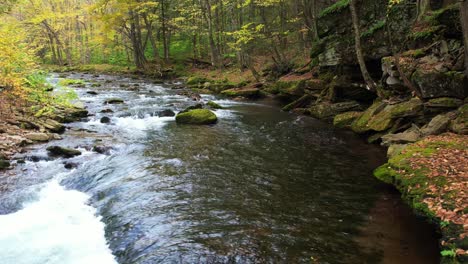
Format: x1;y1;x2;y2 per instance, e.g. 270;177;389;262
176;109;218;125
207;101;223;109
0;159;10;170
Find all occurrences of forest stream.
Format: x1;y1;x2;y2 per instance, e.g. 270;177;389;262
0;73;440;264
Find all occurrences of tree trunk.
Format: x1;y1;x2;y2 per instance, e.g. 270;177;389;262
349;0;377;92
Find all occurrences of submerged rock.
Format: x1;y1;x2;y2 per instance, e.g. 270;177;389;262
92;145;112;155
158;109;176;117
100;109;114;113
175;109;218;125
46;146;82;158
87;91;99;95
64;162;79;170
100;117;111;124
104;98;125;104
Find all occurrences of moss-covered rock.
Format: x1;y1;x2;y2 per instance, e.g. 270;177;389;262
333;111;363;128
366;98;423;132
206;101;223;109
0;159;10;170
449;104;468;134
221;87;261;98
309;101;363;120
374;134;467;263
46;146;82;158
175;109;218;125
351;100;387;133
39;119;66;134
426;97;464;109
180;104;203;114
412;70;466;99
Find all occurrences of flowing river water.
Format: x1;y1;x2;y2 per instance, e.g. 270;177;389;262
0;73;440;264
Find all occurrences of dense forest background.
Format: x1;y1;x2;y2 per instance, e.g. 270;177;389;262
0;0;467;113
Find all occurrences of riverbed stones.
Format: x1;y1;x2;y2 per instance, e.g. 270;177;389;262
24;133;50;142
46;146;82;158
176;109;218;125
104;98;124;104
40;119;65;133
64;162;79;170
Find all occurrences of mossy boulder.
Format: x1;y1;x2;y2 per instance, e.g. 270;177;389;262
180;104;203;114
267;80;307;100
0;159;10;170
46;146;82;158
221;87;261;98
333;111;363;128
309;101;363;120
352;99;423;133
175;109;218;125
449;104;468;134
351;100;387;133
207;101;223;109
426;97;463;109
411;70;466;99
367;98;423;132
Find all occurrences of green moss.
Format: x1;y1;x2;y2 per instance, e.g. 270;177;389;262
361;20;386;38
175;109;218;125
221;88;260;98
319;0;350;18
403;49;426;58
367;98;423;132
411;26;442;40
206;101;223;109
58;79;86;86
333;111;363;128
186;76;209;85
351;100;386;133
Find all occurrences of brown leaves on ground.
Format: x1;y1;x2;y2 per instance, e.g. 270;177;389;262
403;133;467;255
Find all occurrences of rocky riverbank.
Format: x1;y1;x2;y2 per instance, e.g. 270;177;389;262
0;106;88;169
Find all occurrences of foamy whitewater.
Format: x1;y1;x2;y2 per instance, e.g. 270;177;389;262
0;180;117;264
